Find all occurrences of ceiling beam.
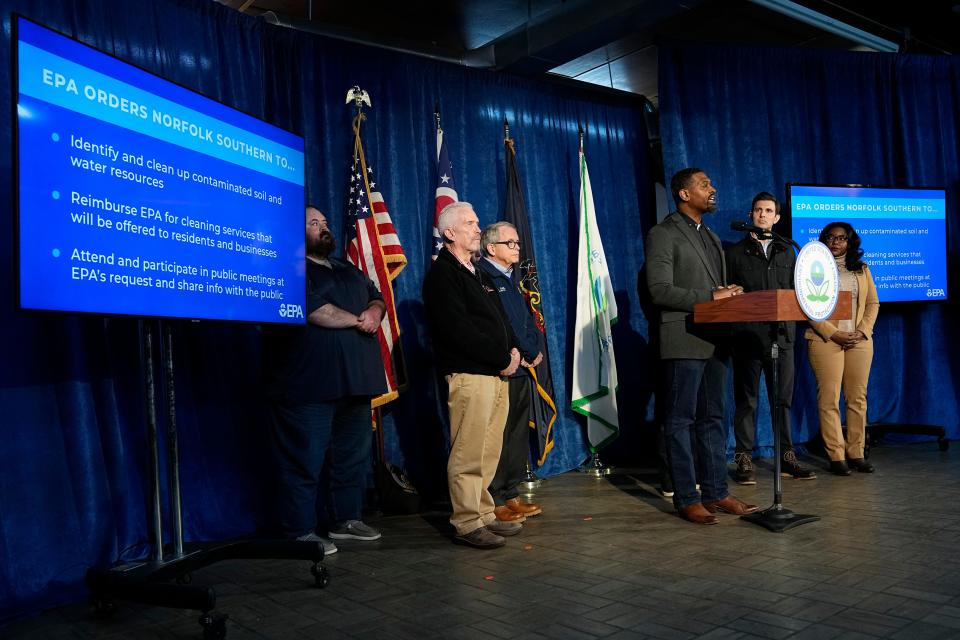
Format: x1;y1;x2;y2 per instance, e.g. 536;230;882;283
487;0;708;74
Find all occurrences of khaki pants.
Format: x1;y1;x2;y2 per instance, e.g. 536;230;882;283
446;373;509;535
807;338;874;461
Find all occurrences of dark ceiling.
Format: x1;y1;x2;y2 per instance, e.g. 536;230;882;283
216;0;960;104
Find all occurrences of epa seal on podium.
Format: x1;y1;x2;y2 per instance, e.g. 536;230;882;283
795;241;840;322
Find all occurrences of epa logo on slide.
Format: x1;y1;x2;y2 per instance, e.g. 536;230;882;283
927;288;946;297
278;303;304;318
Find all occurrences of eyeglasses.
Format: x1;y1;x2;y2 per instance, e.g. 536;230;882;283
825;234;848;244
492;240;522;250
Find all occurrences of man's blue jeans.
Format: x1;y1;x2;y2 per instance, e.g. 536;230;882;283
270;397;371;538
661;357;730;510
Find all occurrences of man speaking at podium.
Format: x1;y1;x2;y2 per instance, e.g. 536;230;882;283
645;168;758;525
726;193;816;484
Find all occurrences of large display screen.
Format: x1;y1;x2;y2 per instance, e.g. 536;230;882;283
788;184;948;303
16;17;307;323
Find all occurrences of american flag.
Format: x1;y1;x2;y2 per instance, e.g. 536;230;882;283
431;114;459;259
346;115;407;407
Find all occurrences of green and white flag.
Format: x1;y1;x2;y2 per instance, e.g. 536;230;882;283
571;144;619;452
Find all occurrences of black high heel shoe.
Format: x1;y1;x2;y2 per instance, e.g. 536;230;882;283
829;460;851;476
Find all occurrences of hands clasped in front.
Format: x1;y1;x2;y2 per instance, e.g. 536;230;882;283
830;330;864;350
500;348;521;376
712;284;744;300
520;352;543;369
356;306;383;334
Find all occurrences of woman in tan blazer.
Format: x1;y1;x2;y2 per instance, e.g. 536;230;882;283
806;222;880;476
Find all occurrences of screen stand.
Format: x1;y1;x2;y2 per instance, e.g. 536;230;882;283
86;320;329;638
740;330;820;533
866;423;949;453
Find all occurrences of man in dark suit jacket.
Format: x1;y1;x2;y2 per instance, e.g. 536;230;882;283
477;221;544;523
726;192;816;484
645;168;759;525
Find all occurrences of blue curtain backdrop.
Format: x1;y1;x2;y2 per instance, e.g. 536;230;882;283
0;0;657;619
659;41;960;452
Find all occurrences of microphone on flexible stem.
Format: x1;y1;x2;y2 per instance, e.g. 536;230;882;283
730;220;802;252
730;220;772;237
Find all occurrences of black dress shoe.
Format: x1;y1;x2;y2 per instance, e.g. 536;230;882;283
829;460;851;476
847;458;876;473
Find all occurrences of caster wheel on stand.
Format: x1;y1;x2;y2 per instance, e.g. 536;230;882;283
199;611;228;640
310;562;330;588
92;597;117;619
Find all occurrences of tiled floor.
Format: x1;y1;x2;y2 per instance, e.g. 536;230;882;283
6;442;960;639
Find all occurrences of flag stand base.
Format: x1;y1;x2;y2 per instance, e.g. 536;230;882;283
519;461;543;493
578;452;612;477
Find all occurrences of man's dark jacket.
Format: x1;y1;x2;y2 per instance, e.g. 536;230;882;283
476;258;540;378
725;234;796;358
423;247;518;377
645;211;728;359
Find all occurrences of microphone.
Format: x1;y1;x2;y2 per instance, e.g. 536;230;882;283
730;220;802;251
730;220;772;237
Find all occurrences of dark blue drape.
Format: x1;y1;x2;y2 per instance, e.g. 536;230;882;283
0;0;656;619
659;41;960;452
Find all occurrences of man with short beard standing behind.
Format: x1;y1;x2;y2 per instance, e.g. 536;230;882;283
262;205;387;555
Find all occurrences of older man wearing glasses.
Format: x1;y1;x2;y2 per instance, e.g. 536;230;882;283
477;222;544;524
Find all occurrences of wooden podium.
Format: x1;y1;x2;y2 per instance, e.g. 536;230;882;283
694;289;852;324
692;289;850;532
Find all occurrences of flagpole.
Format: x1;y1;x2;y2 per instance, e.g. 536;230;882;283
574;123;614;478
514;119;544;492
503;116;548;494
344;85;406;408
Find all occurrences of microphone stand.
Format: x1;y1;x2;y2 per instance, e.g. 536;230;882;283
740;233;819;532
732;223;801;252
769;230;802;252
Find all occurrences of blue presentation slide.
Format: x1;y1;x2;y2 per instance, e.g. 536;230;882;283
790;185;948;302
17;18;307;323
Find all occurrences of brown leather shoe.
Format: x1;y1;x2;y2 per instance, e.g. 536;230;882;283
678;503;718;525
494;505;525;522
703;495;759;515
505;497;542;517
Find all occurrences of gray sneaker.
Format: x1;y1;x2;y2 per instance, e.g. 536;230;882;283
454;527;505;549
328;520;382;541
485;519;522;536
296;532;338;556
